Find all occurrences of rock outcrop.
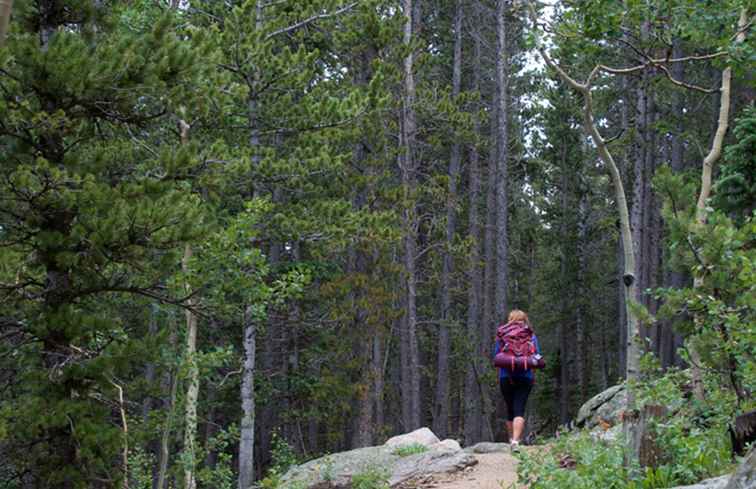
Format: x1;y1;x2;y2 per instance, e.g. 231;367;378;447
279;428;476;488
576;384;627;429
668;475;731;489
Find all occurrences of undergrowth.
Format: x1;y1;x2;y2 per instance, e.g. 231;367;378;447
517;365;750;489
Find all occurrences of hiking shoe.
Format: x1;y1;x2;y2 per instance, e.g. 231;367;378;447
510;440;520;452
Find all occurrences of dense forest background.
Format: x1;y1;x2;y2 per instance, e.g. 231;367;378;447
0;0;753;488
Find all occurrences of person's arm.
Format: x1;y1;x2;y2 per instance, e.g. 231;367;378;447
534;335;541;355
492;340;499;360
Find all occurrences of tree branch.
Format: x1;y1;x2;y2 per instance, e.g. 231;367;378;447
265;2;359;39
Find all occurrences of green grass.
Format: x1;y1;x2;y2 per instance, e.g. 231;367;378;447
392;443;429;457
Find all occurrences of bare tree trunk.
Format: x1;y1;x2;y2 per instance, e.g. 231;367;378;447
238;306;256;489
400;0;421;431
434;0;463;440
372;330;385;437
688;8;749;402
177;116;200;489
558;144;570;424
182;241;199;489
464;1;483;444
156;317;178;489
662;39;687;369
527;2;640;459
576;191;589;400
494;0;509;321
0;0;12;47
483;92;498;342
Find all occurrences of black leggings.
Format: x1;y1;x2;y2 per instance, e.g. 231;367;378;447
499;377;533;421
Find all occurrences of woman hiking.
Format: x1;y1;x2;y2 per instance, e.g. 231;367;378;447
492;309;542;451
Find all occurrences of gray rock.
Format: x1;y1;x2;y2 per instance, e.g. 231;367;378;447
279;434;477;489
724;448;755;489
463;442;511;454
667;475;730;489
430;439;462;453
576;384;627;429
385;427;440;449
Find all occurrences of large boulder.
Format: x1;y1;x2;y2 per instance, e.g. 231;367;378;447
279;428;476;489
385;427;440;449
576;384;627;429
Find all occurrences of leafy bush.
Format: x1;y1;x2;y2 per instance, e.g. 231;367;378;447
351;466;390;489
517;367;739;489
392;443;428;457
517;430;630;489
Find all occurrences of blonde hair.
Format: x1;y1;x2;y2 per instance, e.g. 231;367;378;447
507;309;530;325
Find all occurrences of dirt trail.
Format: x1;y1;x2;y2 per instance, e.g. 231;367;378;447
403;448;527;489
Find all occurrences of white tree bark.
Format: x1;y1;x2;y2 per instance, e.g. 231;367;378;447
178;118;200;489
688;7;749;402
238;306;256;489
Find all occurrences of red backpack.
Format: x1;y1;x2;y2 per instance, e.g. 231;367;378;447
493;321;545;372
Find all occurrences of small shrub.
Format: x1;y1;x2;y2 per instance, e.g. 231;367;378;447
269;431;300;475
351;466;390;489
392;443;428;457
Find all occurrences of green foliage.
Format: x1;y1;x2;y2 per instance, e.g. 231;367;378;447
518;368;737;489
392;443;429;457
351;466;391;489
269;431;301;477
196;426;240;489
714;105;756;221
654;165;756;401
517;430;630;489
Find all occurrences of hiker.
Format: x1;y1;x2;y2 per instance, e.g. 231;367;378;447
492;309;543;451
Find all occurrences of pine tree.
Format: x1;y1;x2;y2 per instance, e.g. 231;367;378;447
0;1;209;485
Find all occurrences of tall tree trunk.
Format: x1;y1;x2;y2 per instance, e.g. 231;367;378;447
238;306;257;489
558;143;570;424
0;0;12;47
181;243;199;489
576;190;589;400
494;0;509;321
434;0;463;439
464;0;483;444
400;0;421;431
527;5;640;458
663;38;686;369
688;8;749;402
156;315;179;489
178;117;200;489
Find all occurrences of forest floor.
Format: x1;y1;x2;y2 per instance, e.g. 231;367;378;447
400;447;531;489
